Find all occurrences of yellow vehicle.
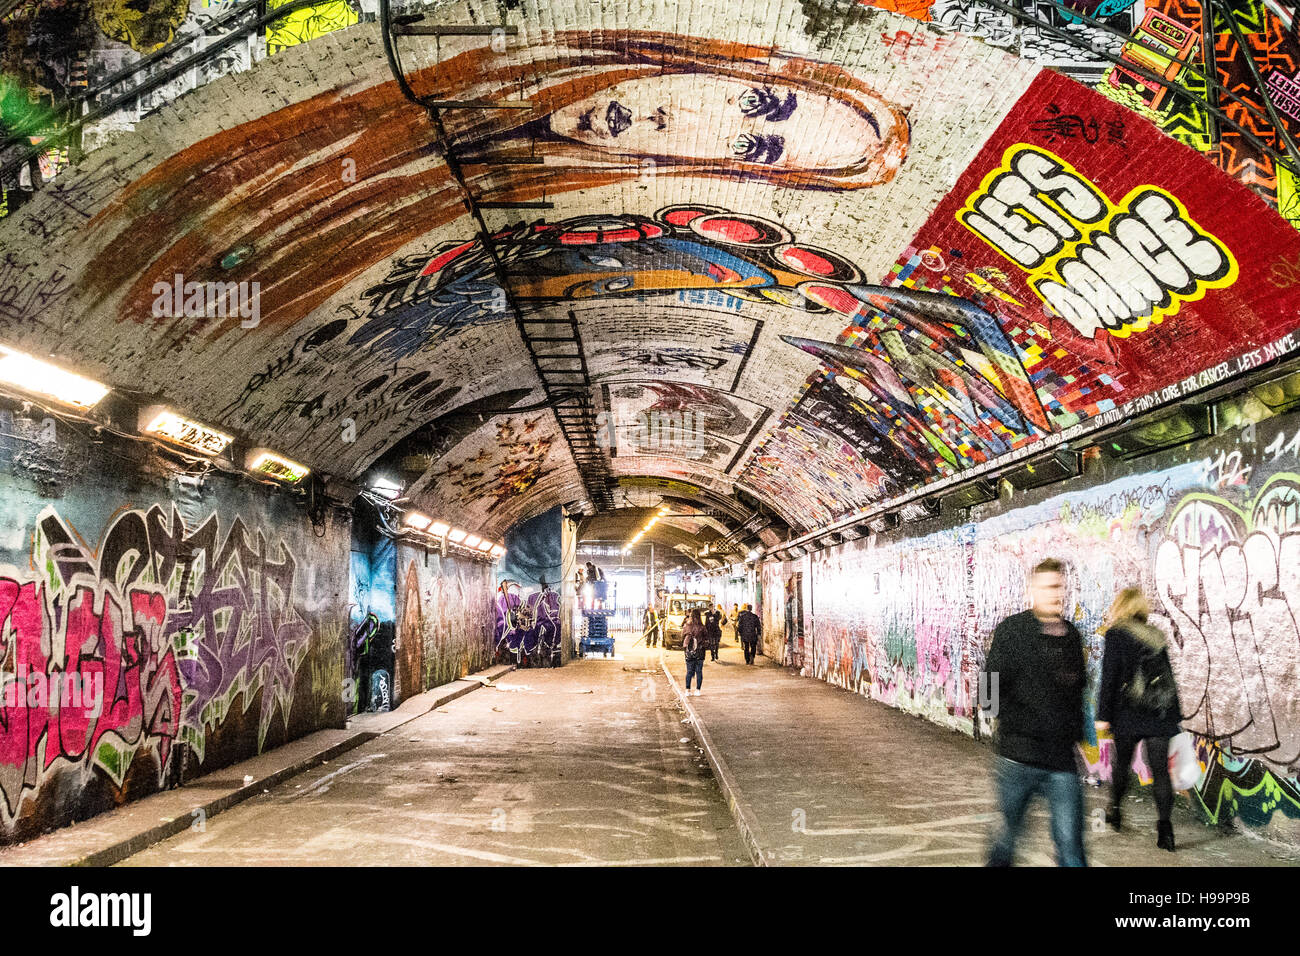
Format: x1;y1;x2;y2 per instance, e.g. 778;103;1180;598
661;593;715;649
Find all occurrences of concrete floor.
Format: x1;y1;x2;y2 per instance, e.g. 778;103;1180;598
672;640;1300;867
118;631;1297;867
120;636;747;866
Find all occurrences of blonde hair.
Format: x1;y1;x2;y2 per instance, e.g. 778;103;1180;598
1104;587;1150;631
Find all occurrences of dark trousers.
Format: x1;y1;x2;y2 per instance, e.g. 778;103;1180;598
685;657;703;690
1111;734;1173;823
988;755;1087;867
742;638;757;664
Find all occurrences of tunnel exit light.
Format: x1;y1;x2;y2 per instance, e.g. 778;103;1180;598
0;345;109;409
140;406;233;456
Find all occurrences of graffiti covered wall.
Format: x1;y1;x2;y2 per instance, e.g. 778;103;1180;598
0;417;349;843
772;405;1300;839
395;543;494;694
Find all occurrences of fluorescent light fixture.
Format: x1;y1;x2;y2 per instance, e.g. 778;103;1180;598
140;405;233;456
464;534;482;549
476;539;493;552
0;346;108;409
429;521;450;537
404;512;431;530
747;548;761;561
490;545;506;557
246;448;309;483
448;528;468;543
370;477;402;500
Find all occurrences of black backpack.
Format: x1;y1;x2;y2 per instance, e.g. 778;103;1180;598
1124;642;1178;715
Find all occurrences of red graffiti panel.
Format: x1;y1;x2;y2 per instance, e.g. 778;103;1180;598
889;69;1300;435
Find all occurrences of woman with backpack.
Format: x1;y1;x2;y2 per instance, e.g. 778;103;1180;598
682;608;708;696
1095;588;1183;852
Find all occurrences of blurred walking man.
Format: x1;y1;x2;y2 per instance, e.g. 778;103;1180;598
982;558;1088;867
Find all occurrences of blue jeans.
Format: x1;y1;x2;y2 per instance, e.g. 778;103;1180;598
685;657;703;690
988;755;1087;867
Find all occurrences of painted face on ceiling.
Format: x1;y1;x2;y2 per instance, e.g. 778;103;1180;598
547;74;899;172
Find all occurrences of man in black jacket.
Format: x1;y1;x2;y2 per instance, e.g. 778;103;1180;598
981;558;1088;867
736;604;762;664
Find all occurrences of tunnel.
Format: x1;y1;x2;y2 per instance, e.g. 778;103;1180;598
0;0;1297;877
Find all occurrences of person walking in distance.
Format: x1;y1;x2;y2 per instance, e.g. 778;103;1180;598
736;603;762;664
642;604;661;649
730;603;740;641
682;609;707;696
981;558;1088;867
1095;587;1183;852
705;605;723;662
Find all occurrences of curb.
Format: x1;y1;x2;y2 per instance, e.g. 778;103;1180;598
660;655;769;867
25;663;516;867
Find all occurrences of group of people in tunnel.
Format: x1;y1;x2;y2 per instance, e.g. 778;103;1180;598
667;603;763;695
639;557;1184;866
983;558;1186;866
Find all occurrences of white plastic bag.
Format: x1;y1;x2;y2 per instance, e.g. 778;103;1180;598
1168;731;1201;791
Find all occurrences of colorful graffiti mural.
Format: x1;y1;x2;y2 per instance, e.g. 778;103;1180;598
493;581;562;666
0;497;340;835
747;67;1300;528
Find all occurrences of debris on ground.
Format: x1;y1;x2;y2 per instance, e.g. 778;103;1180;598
492;683;540;693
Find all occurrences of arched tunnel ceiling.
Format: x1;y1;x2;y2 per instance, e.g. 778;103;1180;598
5;0;1300;542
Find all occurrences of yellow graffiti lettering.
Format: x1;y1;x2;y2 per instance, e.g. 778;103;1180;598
957;144;1238;339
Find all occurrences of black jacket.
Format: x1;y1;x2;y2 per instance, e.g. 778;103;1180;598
982;609;1086;772
737;610;761;642
1096;621;1182;739
704;611;722;649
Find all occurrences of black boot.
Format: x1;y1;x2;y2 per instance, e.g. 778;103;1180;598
1156;821;1175;852
1105;807;1122;832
